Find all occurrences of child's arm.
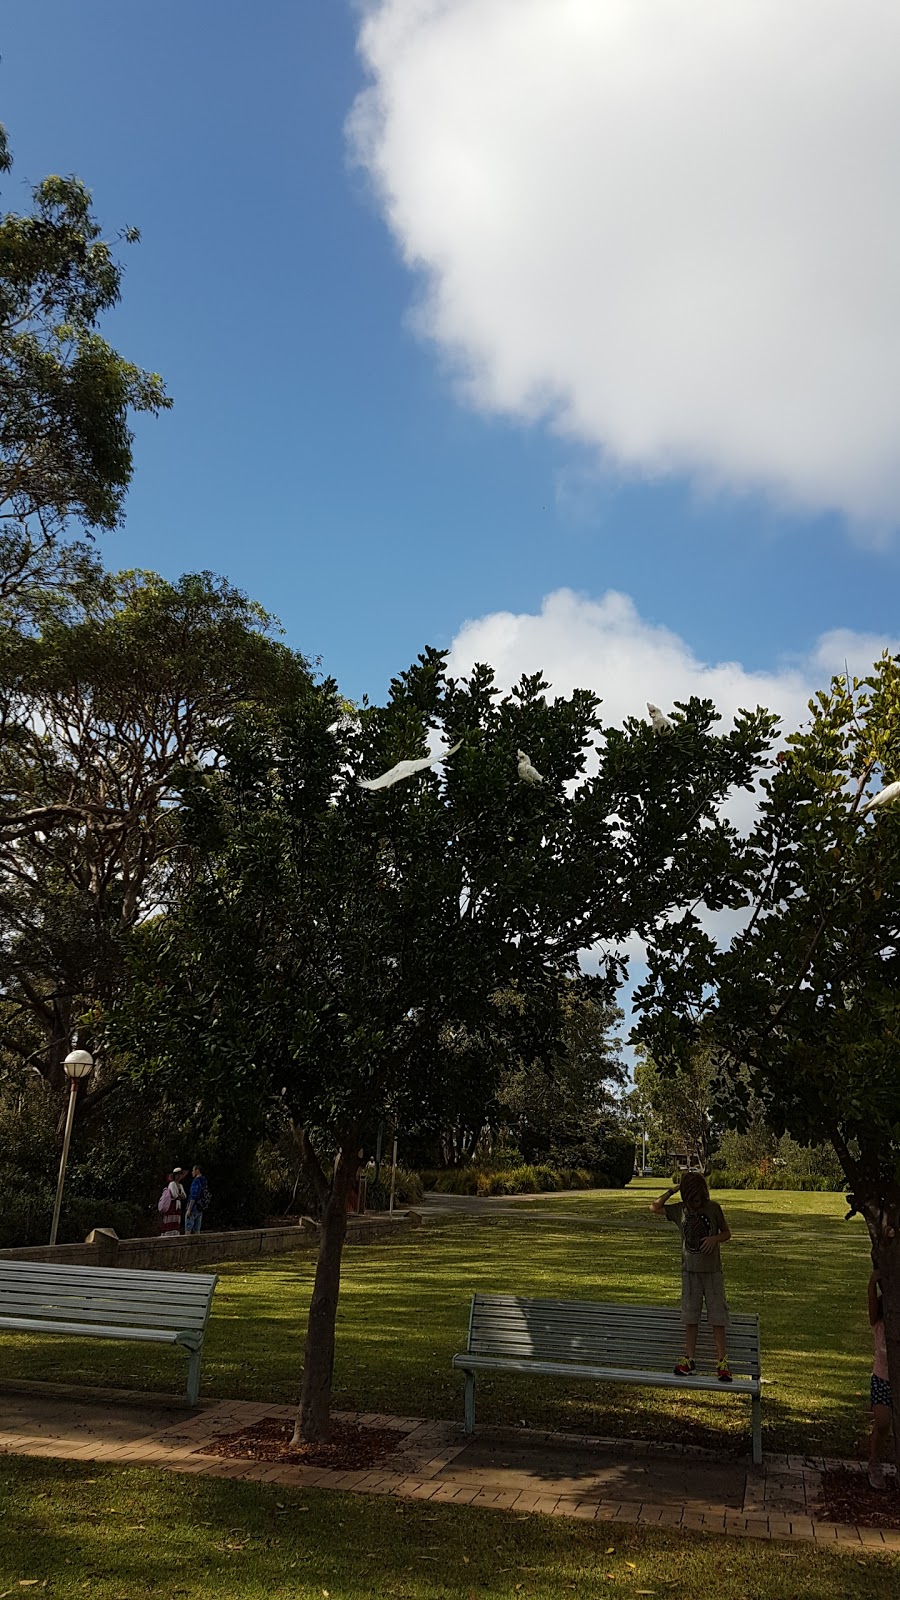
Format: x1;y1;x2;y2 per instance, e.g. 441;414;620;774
700;1207;731;1251
868;1271;881;1326
649;1182;680;1216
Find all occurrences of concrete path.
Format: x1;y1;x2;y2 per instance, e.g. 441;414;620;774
0;1381;897;1552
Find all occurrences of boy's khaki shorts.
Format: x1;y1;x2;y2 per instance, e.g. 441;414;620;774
681;1269;729;1325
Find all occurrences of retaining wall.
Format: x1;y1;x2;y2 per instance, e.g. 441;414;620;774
0;1211;422;1272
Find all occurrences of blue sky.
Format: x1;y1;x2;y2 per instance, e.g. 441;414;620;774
4;0;899;708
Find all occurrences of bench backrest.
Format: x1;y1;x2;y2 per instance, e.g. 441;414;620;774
0;1260;217;1337
467;1294;761;1378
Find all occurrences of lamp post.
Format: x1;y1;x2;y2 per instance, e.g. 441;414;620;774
49;1048;94;1246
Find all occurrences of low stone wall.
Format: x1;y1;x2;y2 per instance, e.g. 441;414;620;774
0;1211;422;1272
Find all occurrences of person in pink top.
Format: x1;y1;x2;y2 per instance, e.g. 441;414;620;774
868;1265;894;1489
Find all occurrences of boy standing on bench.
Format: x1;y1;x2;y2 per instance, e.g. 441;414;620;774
650;1173;733;1381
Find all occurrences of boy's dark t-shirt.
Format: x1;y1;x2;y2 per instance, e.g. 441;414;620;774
664;1199;726;1273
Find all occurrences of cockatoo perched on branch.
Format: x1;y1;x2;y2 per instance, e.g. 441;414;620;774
358;742;462;791
647;703;674;734
517;750;544;785
859;780;900;815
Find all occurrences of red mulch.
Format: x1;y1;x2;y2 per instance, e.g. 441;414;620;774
207;1417;406;1471
816;1468;900;1529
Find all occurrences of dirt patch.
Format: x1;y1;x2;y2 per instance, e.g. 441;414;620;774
206;1417;406;1471
816;1467;900;1529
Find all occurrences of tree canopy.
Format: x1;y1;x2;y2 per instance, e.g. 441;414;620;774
114;653;775;1438
634;653;900;1461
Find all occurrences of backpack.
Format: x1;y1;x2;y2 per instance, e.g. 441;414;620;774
197;1181;211;1212
157;1187;172;1215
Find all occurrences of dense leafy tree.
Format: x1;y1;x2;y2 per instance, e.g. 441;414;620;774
116;655;773;1440
0;568;310;1104
498;987;627;1170
634;654;900;1464
0;122;169;562
631;1041;719;1173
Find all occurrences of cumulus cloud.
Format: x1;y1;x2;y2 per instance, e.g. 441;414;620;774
352;0;900;529
447;588;898;732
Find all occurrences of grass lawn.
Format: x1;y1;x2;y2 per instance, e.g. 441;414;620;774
0;1455;894;1598
0;1183;875;1457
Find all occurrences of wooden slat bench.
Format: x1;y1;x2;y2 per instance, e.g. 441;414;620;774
452;1293;763;1464
0;1260;218;1404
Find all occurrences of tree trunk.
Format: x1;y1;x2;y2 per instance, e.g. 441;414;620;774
873;1217;900;1477
292;1141;359;1445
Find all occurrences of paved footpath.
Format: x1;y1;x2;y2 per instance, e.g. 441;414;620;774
0;1382;897;1553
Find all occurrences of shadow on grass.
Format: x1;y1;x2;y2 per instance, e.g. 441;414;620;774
0;1457;894;1600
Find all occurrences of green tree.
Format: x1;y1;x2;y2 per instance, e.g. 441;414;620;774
115;656;774;1440
631;1041;719;1173
0;568;310;1105
634;654;900;1465
498;986;627;1170
0;122;169;562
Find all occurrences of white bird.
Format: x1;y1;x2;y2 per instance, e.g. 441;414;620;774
859;780;900;816
358;741;462;791
517;749;544;785
647;702;674;734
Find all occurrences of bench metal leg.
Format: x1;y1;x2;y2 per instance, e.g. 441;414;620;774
751;1392;762;1465
464;1371;475;1435
186;1348;202;1406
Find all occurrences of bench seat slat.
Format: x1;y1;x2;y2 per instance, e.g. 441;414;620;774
453;1352;760;1394
0;1297;209;1331
0;1315;190;1345
0;1264;216;1292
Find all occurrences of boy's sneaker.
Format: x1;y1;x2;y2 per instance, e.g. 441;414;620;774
673;1357;696;1375
717;1358;733;1383
868;1461;886;1491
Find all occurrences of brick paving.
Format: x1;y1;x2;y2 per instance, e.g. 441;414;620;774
0;1382;897;1552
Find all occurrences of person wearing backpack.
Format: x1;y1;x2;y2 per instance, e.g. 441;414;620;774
158;1168;186;1235
185;1165;211;1234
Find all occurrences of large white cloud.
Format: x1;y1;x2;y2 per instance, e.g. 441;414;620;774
447;588;898;734
351;0;900;529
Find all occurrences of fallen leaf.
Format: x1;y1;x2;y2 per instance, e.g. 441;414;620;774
606;1548;615;1555
462;1557;470;1565
625;1563;637;1571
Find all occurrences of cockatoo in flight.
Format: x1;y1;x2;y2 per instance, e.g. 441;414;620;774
859;780;900;815
358;741;462;791
647;703;674;734
517;750;544;785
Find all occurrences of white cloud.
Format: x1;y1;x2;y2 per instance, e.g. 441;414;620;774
352;1;900;530
447;587;900;732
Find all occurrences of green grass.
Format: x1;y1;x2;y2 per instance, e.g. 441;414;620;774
0;1455;894;1598
0;1184;875;1457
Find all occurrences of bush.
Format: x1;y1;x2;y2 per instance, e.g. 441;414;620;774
424;1163;607;1197
365;1165;424;1210
708;1168;842;1192
595;1132;635;1189
0;1189;147;1250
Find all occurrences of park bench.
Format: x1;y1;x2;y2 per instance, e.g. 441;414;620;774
452;1293;763;1463
0;1260;218;1404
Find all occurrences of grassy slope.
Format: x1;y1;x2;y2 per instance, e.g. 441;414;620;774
0;1185;874;1457
0;1457;894;1598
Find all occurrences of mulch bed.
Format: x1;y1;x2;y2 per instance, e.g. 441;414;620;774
207;1417;406;1471
816;1468;900;1529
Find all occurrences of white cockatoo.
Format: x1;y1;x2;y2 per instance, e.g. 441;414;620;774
647;702;674;734
358;741;462;791
517;750;544;785
859;780;900;816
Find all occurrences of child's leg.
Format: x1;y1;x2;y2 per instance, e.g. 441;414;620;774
870;1403;892;1463
712;1324;728;1361
683;1323;699;1359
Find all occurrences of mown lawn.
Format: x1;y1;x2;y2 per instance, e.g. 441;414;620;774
0;1184;874;1457
0;1456;894;1598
